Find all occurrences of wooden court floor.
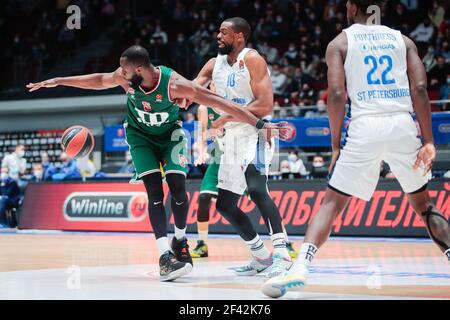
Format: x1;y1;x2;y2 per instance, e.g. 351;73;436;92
0;230;449;299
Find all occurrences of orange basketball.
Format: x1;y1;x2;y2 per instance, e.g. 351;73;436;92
61;125;94;159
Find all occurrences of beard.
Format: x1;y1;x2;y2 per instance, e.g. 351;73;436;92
130;74;144;87
218;42;234;55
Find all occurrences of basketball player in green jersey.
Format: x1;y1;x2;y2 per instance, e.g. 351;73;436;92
27;45;288;282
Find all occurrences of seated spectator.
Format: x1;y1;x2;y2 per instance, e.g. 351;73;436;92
280;160;291;179
76;156;97;178
422;45;437;72
304;100;328;118
271;63;288;98
282;43;299;66
258;41;278;64
118;151;135;174
0;167;21;228
288;151;309;178
440;74;450;101
410;19;434;55
47;152;81;181
429;55;450;90
40;151;54;181
310;155;328;179
2;144;27;189
30;163;45;182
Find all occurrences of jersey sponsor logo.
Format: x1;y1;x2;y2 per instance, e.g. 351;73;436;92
156;94;163;102
232;97;246;105
142;101;152;111
135;108;170;126
178;154;187;168
239;60;245;71
359;43;396;52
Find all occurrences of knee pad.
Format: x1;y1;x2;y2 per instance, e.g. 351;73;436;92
165;173;187;202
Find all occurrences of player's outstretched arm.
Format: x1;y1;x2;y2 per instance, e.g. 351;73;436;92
193;58;216;87
326;33;347;172
26;68;129;92
403;35;435;174
170;72;265;128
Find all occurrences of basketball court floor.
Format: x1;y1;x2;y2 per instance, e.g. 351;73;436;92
0;229;449;300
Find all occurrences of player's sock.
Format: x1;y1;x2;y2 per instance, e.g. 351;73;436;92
156;237;172;256
271;233;290;259
174;226;186;240
445;249;450;261
282;226;290;243
197;221;209;241
246;235;271;260
296;243;318;268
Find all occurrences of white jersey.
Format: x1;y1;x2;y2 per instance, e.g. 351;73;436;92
212;48;259;132
343;23;413;119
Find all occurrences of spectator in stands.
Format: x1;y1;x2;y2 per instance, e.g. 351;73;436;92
258;41;278;64
423;45;438;72
310;155;328;179
429;55;450;90
47;152;81;181
271;63;288;98
1;144;26;185
76;156;97;178
0;167;20;228
118;151;135;174
282;43;300;66
152;21;169;44
288;151;309;179
440;41;450;63
40;152;53;181
440;74;450;102
280;160;291;179
429;1;445;28
304;100;328;118
410;19;435;54
30;163;45;182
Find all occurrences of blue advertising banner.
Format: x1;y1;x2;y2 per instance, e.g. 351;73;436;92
104;113;450;152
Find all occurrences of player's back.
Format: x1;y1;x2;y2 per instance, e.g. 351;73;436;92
343;23;413;119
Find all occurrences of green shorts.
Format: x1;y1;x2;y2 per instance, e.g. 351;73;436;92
125;123;188;180
200;162;219;197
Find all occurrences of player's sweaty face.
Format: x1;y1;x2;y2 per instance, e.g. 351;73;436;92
217;22;235;55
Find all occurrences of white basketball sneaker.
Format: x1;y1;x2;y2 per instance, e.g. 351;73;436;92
261;264;309;298
234;255;273;276
266;253;293;278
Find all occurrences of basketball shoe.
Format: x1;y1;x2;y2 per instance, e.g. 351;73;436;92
261;264;309;298
190;240;209;258
171;237;193;266
159;251;192;282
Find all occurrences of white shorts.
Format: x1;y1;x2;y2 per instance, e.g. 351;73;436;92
218;125;274;195
329;113;430;201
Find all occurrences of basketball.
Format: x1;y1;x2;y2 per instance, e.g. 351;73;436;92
278;121;297;142
61;125;94;159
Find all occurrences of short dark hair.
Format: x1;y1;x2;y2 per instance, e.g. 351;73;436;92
224;17;251;43
349;0;386;13
121;45;151;66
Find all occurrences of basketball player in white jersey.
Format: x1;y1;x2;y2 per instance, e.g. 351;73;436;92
193;17;293;277
262;0;450;298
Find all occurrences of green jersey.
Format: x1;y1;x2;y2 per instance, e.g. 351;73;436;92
125;66;179;135
207;107;220;129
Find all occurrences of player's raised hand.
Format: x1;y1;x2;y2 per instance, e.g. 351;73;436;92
211;115;233;129
26;78;59;92
414;142;436;176
195;151;210;166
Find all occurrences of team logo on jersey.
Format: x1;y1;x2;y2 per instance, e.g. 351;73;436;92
142;101;152;111
239;60;244;71
209;114;215;120
156;94;163;102
178;154;187;168
127;88;135;95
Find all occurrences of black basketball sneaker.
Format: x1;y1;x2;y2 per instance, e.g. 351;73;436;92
159;251;192;282
171;237;193;266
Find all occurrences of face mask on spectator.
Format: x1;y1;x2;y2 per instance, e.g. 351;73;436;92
288;154;297;162
313;160;324;167
16;150;25;158
34;170;43;180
